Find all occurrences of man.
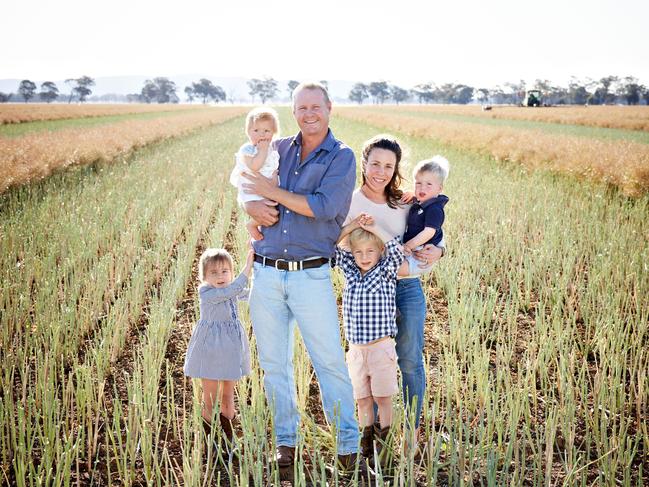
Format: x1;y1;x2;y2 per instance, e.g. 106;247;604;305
242;82;365;474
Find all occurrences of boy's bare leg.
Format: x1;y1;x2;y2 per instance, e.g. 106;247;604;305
374;396;393;428
357;396;375;427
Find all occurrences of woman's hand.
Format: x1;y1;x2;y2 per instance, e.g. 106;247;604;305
412;244;443;268
400;190;416;204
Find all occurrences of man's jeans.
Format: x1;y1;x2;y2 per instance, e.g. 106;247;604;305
395;278;427;429
249;262;359;454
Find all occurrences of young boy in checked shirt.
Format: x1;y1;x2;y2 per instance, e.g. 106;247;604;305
335;212;406;468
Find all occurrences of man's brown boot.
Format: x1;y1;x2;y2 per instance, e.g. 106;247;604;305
275;445;296;467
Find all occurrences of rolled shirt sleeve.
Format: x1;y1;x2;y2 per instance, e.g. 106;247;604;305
306;147;356;221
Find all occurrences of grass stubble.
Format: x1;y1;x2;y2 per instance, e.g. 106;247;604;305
0;107;647;485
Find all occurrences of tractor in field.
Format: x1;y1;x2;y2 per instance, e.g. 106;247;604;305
521;89;543;107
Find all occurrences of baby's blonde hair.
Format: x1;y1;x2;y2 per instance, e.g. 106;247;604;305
198;248;233;282
413;155;450;184
245;107;280;137
348;228;385;253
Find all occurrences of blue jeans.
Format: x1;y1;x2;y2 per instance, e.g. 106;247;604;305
249;262;359;454
395;278;427;429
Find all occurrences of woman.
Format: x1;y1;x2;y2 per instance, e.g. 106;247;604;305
345;134;444;448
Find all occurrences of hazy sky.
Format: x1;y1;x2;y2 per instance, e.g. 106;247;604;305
2;0;647;88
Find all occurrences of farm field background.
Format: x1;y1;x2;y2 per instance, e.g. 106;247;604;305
1;105;648;486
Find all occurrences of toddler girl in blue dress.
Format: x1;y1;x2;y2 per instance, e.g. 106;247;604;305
184;247;253;443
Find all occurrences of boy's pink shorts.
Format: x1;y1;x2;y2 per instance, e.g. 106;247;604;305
345;338;399;399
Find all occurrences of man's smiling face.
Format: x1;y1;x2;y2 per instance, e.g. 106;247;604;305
293;88;331;139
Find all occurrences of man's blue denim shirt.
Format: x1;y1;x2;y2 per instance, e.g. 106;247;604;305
253;129;356;260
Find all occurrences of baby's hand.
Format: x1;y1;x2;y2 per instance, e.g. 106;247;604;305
402;245;413;256
400;191;416;204
256;139;271;151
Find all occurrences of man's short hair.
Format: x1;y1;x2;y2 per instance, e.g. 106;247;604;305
413;155;450;184
292;81;331;107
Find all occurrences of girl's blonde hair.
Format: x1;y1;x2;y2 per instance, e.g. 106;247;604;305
246;107;280;137
198;248;233;282
348;228;385;253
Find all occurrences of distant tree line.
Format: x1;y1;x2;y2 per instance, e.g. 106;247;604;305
2;75;648;105
348;76;649;106
0;76;96;103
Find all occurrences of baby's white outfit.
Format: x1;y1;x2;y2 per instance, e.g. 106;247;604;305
229;143;280;204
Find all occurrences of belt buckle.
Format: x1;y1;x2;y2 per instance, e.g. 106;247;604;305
274;258;286;270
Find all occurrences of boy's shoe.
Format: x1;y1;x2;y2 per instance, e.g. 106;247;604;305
336;452;371;483
360;425;374;460
275;445;296;467
374;423;394;471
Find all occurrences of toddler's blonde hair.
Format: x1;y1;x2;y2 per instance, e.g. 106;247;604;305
245;107;280;137
348;228;385;254
198;248;233;282
413;155;450;184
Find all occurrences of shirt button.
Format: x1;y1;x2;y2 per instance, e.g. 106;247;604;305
283;230;287;233
284;249;288;252
285;210;289;214
294;171;298;175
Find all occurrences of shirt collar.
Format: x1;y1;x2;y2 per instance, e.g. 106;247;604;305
417;195;442;209
292;129;336;153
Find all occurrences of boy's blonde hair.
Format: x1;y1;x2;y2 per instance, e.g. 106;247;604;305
245;107;280;137
348;228;385;253
198;248;233;282
413;155;450;184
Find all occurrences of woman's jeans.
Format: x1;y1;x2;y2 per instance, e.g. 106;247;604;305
395;278;427;429
249;262;359;454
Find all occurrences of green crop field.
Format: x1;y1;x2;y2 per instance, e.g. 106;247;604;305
1;107;647;486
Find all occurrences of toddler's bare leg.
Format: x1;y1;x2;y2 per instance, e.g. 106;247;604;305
219;380;236;420
201;379;220;422
357;396;375;427
374;396;393;428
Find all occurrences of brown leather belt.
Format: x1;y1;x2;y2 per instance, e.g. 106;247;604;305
254;254;330;271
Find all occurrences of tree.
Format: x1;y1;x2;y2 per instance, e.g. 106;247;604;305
476;88;490;104
412;83;435;103
592;76;619;105
184;86;195;103
39;81;59;103
368;81;390;104
287;80;300;97
619;76;643;105
126;93;142;103
65;76;95;103
18;80;37;103
140;77;178;103
567;77;591;105
191;78;225;104
248;78;278;103
348;83;369;104
0;92;11;103
504;80;526;105
390;85;410;105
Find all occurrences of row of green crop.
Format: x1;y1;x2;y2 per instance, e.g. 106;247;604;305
0;115;246;485
331;114;648;484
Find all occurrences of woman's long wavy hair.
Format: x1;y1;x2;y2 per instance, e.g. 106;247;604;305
360;134;404;209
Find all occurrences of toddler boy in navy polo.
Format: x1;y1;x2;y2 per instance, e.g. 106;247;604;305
401;155;450;276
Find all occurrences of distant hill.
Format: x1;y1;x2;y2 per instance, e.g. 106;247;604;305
0;75;358;103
